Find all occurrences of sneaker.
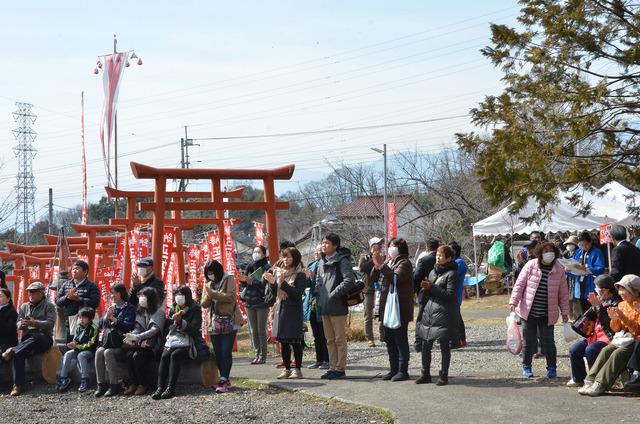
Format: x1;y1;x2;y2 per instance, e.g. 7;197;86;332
578;380;594;395
78;378;89;393
2;348;14;362
320;370;336;380
585;381;604;397
289;369;303;379
522;365;534;379
277;369;292;379
566;379;582;387
307;362;322;369
326;371;346;380
546;367;557;379
318;362;330;369
58;377;71;393
215;380;230;393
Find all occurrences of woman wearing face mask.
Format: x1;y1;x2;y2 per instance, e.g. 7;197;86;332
152;285;206;400
0;288;18;360
371;238;414;382
566;274;620;387
264;247;306;379
94;284;136;397
414;245;460;386
123;287;165;396
562;235;578;259
239;245;271;364
568;231;605;316
509;242;569;379
201;260;243;393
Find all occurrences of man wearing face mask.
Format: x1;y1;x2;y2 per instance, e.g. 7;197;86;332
129;258;166;307
567;232;605;316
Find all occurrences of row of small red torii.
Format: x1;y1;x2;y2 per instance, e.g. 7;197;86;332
1;162;294;325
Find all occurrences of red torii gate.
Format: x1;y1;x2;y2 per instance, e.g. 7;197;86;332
70;224;125;282
129;162;294;277
105;186;244;286
0;252;49;305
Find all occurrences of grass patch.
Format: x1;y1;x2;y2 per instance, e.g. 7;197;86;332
299;391;394;423
232;378;268;390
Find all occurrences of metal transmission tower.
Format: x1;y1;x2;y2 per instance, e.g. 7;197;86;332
12;102;37;244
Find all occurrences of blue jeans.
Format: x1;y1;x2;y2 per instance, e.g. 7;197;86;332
211;331;237;381
569;339;608;382
60;349;94;379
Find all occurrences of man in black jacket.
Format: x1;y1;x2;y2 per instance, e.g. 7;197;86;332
129;258;165;307
56;260;100;340
609;225;640;282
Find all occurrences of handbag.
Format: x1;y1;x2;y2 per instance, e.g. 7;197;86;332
506;312;522;355
212;314;235;335
383;275;401;329
102;327;124;349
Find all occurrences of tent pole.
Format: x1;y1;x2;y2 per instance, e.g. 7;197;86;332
473;231;480;301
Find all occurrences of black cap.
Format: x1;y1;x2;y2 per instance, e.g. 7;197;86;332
136;258;153;267
523;240;539;249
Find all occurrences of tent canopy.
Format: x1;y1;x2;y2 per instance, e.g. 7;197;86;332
472;181;639;236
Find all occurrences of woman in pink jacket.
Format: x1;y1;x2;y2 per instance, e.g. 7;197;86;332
509;241;570;379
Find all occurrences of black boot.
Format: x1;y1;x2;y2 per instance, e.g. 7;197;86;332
151;385;165;400
436;371;448;386
103;384;121;397
415;370;432;384
94;383;109;397
382;369;398;381
160;385;176;399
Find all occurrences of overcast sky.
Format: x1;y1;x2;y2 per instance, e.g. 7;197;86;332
0;0;520;229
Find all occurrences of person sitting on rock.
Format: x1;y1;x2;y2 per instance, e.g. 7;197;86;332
57;307;99;393
2;282;56;396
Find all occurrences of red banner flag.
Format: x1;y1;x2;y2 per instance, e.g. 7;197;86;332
17;277;25;308
96;268;113;314
187;246;200;297
166;253;177;315
211;230;223;263
138;231;150;260
127;230;139;267
599;223;613;244
161;228;176;283
387;202;398;240
112;235;126;285
222;220;246;323
254;222;265;246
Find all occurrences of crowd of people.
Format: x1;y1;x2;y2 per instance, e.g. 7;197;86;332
0;224;639;399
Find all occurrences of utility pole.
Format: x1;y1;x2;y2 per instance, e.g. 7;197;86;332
113;35;118;191
371;144;388;248
48;188;53;234
179;126;197;191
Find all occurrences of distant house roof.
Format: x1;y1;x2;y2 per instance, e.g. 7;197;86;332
339;194;420;219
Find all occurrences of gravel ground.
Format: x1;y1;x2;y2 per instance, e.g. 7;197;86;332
0;382;388;424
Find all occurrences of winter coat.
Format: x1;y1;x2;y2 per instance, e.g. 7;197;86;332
510;259;569;324
129;274;166;307
567;247;605;300
416;261;460;343
201;274;244;334
56;278;101;317
270;271;306;342
303;260;320;322
71;322;99;353
99;302;136;333
373;254;414;326
454;258;468;305
18;298;57;337
315;247;356;316
166;303;209;361
413;252;436;295
358;255;376;293
131;306;166;353
0;304;18;348
610;241;640;282
610;300;640;337
240;257;271;309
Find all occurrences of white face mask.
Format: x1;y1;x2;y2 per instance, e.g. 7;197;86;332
567;245;575;252
594;287;602;297
388;246;399;258
138;296;148;308
252;252;264;262
137;267;148;278
207;273;216;282
542;252;556;264
175;295;186;306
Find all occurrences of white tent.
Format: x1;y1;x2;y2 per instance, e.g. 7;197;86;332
582;181;639;227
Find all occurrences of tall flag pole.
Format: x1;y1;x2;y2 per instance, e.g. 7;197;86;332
81;91;88;224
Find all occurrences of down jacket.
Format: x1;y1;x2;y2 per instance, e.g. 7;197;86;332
415;261;460;343
509;259;569;324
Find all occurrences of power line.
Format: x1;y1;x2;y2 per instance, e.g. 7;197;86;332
192;114;469;141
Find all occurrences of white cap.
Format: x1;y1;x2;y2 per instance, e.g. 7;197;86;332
368;237;383;247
